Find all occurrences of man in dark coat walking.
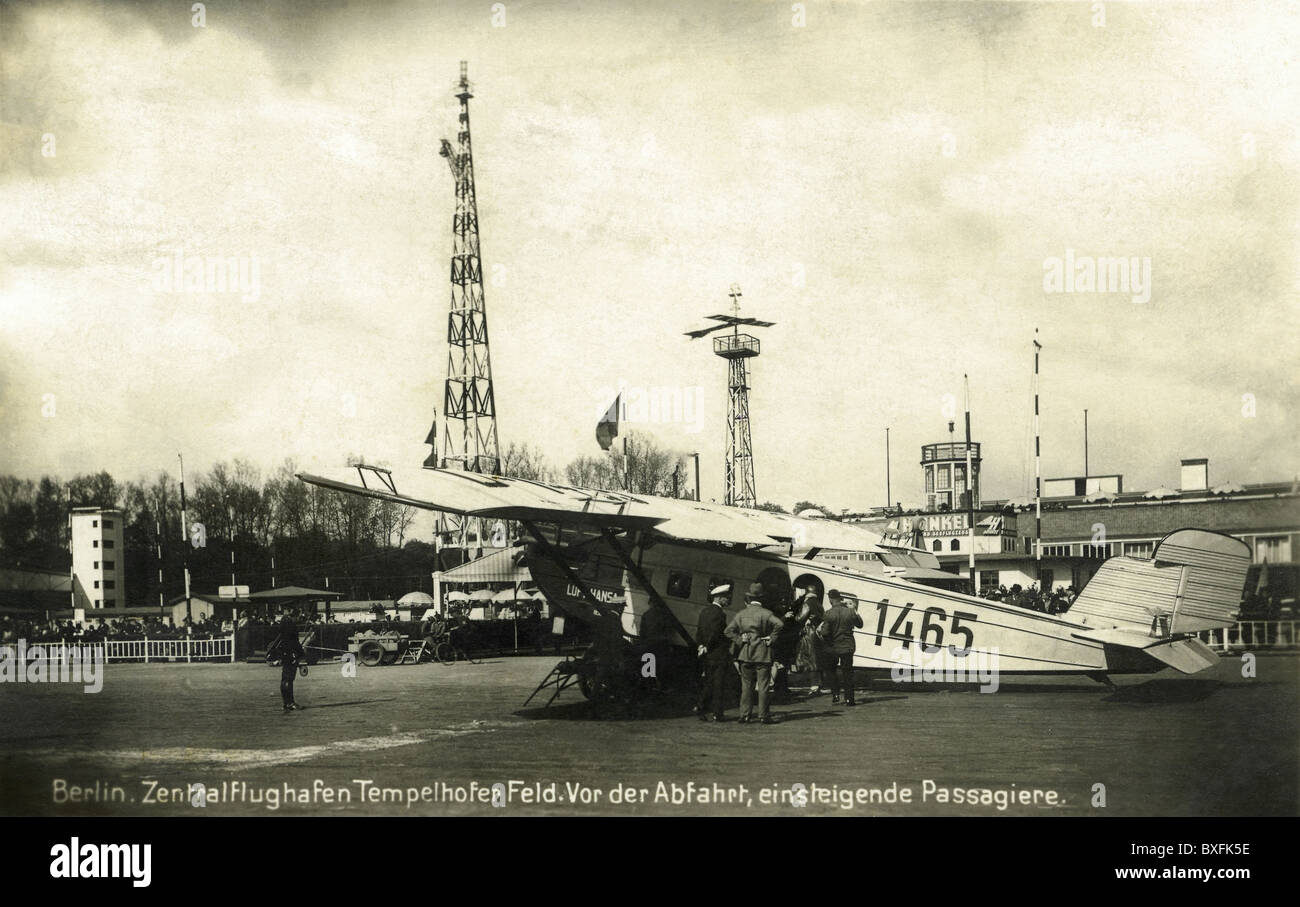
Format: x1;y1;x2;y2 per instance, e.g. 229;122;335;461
819;590;863;705
267;615;307;712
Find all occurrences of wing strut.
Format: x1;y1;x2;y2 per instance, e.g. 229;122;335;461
601;528;695;648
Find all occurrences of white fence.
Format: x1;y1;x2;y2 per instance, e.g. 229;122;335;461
1198;621;1299;651
34;635;236;663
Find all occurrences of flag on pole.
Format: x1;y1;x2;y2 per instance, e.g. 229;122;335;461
423;415;438;468
596;393;621;451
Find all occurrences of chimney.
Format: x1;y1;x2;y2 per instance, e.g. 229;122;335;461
1180;457;1209;492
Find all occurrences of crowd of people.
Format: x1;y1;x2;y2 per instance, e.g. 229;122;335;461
0;613;231;644
978;583;1077;614
692;581;863;725
0;608;486;645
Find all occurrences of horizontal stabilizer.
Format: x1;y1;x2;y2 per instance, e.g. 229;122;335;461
1143;636;1221;674
1071;627;1222;674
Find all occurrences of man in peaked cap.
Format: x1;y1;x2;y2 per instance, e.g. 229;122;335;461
693;583;732;722
725;582;784;724
267;615;307;712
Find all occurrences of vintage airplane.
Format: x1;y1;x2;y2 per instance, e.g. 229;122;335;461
297;464;1250;691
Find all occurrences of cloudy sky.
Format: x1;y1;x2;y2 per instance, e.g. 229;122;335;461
1;0;1296;511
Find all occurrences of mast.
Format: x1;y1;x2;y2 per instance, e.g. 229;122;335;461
178;453;192;623
964;375;976;593
885;427;891;508
432;60;501;554
1033;331;1042;584
1084;408;1089;483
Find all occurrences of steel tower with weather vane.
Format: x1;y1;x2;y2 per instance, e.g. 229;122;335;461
425;61;501;477
685;285;774;509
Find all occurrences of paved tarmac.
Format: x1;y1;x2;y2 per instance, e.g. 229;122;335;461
1;652;1295;816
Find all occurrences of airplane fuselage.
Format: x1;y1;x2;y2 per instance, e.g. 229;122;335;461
524;536;1165;678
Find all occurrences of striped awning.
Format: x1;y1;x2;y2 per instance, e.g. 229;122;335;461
438;547;532;585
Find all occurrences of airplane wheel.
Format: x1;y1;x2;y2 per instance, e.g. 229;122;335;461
358;641;384;667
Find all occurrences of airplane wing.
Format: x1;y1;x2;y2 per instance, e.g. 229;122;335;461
296;465;888;551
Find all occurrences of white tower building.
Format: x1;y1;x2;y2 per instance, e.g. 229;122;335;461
70;507;126;610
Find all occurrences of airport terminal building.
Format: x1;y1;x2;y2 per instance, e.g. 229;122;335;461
845;447;1299;613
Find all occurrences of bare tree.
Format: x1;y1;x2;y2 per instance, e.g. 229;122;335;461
501;441;556;482
565;455;618;490
563;431;687;496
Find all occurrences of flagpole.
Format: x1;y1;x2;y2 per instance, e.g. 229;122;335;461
1033;331;1042;587
885;427;891;508
178;453;192;624
621;395;630;492
964;375;976;594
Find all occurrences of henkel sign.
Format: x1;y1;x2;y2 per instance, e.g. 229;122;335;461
885;514;970;537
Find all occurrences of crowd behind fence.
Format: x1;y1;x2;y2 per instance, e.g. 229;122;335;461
27;636;236;663
9;619;1298;664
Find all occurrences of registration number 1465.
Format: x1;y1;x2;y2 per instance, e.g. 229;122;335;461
872;601;978;656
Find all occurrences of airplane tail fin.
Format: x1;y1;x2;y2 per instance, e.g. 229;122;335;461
1069;529;1250;635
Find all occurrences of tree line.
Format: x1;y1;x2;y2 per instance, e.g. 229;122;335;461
0;431;736;605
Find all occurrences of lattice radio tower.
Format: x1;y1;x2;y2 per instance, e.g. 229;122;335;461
425;61;501;478
685;285;774;508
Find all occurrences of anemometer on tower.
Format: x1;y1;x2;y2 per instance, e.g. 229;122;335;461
685;285;774;509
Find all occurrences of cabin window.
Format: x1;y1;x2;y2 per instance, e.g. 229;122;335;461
666;571;693;599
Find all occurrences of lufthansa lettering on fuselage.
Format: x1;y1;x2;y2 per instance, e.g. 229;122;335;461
565;583;625;605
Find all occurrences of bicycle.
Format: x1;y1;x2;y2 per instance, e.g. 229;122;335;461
431;631;482;665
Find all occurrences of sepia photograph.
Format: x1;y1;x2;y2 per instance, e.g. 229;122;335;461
0;0;1296;873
